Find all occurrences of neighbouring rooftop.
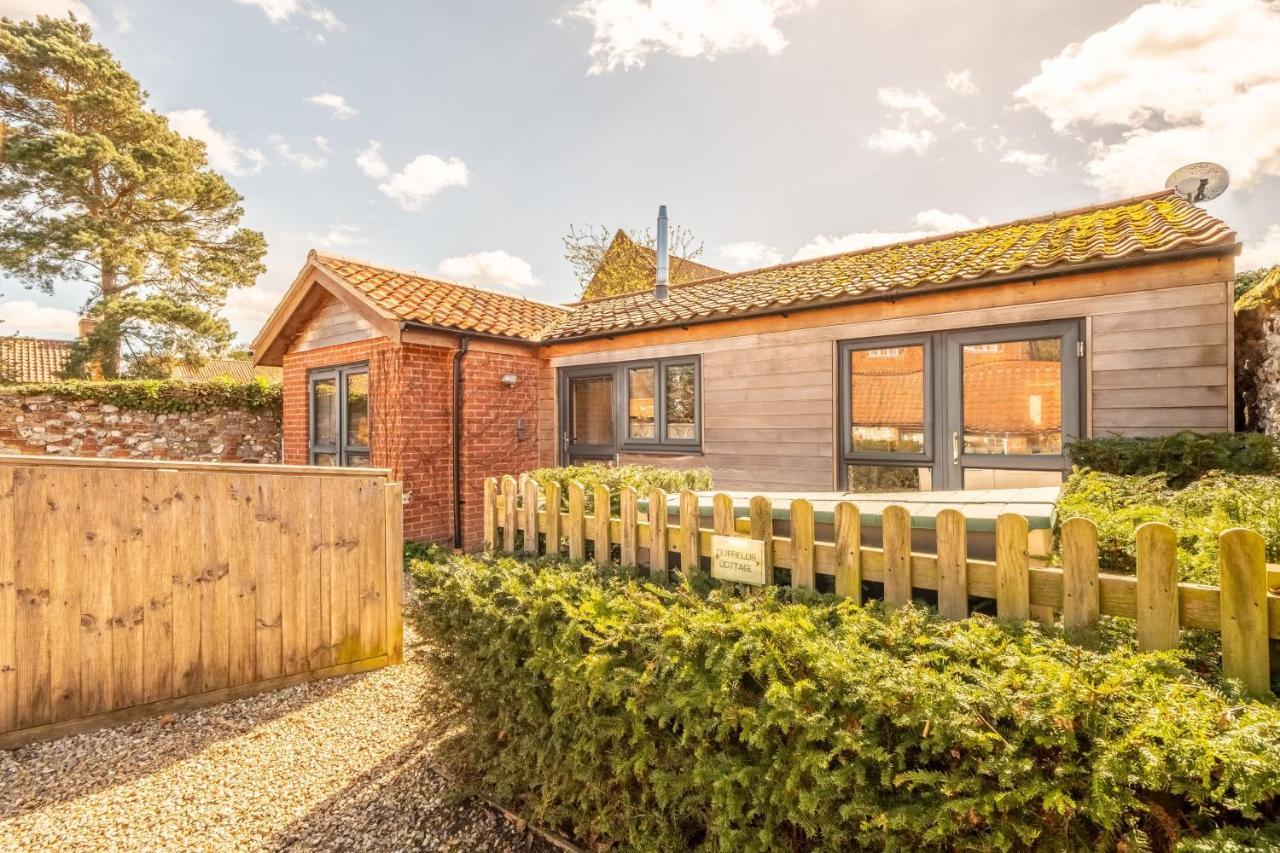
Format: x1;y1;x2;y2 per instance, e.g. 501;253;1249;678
0;336;73;383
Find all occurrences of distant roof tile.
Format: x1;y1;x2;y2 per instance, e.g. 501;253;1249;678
0;336;72;383
170;359;282;383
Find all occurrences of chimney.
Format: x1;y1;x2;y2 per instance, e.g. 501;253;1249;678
78;316;98;340
654;204;669;301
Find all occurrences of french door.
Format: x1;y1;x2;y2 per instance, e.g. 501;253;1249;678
563;368;615;464
839;320;1083;492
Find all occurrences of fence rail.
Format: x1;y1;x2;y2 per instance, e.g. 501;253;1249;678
0;455;404;748
484;475;1278;697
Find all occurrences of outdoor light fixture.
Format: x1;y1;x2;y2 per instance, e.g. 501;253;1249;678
500;373;518;387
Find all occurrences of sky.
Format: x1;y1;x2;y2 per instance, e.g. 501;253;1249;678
2;0;1280;345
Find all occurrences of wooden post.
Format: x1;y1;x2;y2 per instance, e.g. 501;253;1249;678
544;482;562;559
648;489;668;581
995;513;1029;620
935;508;967;620
749;496;774;584
679;491;700;574
1136;522;1179;651
521;477;540;556
500;475;518;555
833;501;861;602
620;486;639;566
482;477;498;551
882;505;912;608
1219;528;1271;696
713;493;735;536
790;499;815;590
1060;517;1100;631
383;482;404;664
567;482;586;562
593;485;612;566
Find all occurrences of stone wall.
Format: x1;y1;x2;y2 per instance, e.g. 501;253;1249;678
0;392;282;462
1235;269;1280;434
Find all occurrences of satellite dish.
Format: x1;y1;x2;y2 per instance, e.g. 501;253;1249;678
1165;162;1229;203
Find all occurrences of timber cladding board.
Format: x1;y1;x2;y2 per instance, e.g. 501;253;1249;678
544;260;1231;481
290;293;377;354
0;457;404;747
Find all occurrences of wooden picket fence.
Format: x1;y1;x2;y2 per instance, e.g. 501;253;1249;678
483;474;1279;697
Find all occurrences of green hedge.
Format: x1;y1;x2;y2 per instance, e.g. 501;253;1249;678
1068;432;1279;487
408;552;1280;851
0;377;282;414
526;462;711;514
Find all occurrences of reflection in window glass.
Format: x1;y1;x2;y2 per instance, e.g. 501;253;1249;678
627;367;655;439
846;465;925;493
571;376;614;446
346;371;370;449
664;363;696;441
345;451;370;467
312;378;337;447
850;346;925;453
962;338;1062;455
313;452;338;467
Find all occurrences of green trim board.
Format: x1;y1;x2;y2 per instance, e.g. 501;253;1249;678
637;487;1060;533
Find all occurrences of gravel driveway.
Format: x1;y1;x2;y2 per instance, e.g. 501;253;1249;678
0;625;557;852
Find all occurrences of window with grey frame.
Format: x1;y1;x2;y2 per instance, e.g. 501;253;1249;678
309;364;371;467
560;356;701;461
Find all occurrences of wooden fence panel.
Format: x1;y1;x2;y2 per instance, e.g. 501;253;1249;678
648;489;668;581
834;502;861;602
544;482;562;559
501;475;518;555
522;477;540;557
1061;517;1100;630
882;505;911;607
790;499;816;590
749;496;775;584
1219;528;1270;696
679;491;700;574
0;456;401;749
593;485;612;567
995;513;1030;620
935;509;968;620
483;478;498;550
713;493;735;536
1136;522;1179;651
620;487;638;566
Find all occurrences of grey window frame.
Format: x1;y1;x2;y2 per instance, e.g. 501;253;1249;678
308;362;370;467
558;356;702;462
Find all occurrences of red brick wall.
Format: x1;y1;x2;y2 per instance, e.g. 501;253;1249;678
281;338;541;546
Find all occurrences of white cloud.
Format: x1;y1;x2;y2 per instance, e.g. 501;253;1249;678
355;140;389;179
223;285;285;340
314;135;331;153
0;0;92;21
1000;147;1057;177
368;149;471;211
167;109;266;176
234;0;343;35
112;6;132;32
437;250;541;290
308;92;356;119
564;0;818;73
866;86;944;156
1016;0;1280;195
0;300;80;338
945;69;978;96
793;210;987;260
269;134;327;172
308;224;367;250
1241;224;1280;272
715;240;783;270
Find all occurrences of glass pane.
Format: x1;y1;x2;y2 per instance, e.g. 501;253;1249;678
849;346;925;453
313;452;338;467
664;363;696;441
345;371;370;449
962;338;1063;455
570;376;614;446
627;367;655;439
345;451;371;467
846;464;926;493
312;378;338;447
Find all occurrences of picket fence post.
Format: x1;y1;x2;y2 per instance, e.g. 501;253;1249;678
995;513;1029;620
1060;517;1100;630
1136;522;1179;651
567;482;586;561
521;476;540;557
749;496;774;584
620;486;639;566
935;508;967;620
882;505;911;607
593;485;611;567
482;477;498;550
648;488;668;581
1219;528;1270;696
544;481;562;558
790;498;815;590
500;475;518;555
713;493;734;536
679;491;700;574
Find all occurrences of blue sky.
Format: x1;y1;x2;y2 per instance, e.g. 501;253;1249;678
3;0;1279;344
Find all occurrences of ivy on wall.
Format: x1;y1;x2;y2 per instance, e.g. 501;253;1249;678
0;378;283;414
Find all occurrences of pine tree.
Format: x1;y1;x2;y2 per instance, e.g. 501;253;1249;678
0;16;267;377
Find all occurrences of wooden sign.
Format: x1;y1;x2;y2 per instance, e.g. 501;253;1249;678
711;534;767;585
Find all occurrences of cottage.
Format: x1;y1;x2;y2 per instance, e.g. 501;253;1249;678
252;190;1238;547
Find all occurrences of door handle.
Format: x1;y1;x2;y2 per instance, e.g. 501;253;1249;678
951;431;960;464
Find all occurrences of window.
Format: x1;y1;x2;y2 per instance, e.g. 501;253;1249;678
309;364;371;467
840;337;933;494
560;357;701;460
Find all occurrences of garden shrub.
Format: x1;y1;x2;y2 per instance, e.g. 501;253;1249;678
408;551;1280;852
1068;431;1279;487
0;377;282;414
526;462;711;514
1056;469;1280;583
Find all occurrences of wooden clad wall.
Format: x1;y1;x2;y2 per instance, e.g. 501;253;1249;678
291;293;377;353
542;256;1234;489
0;456;403;748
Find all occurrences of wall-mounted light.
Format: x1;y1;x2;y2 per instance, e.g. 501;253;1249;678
500;373;518;387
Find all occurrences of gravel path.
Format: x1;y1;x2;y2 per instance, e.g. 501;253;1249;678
0;626;557;852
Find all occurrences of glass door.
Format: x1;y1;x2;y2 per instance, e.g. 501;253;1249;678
942;321;1081;490
564;370;616;463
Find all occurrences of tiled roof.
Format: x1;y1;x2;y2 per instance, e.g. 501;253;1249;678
0;336;73;383
170;359;282;383
313;251;571;341
583;230;725;298
540;191;1236;341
